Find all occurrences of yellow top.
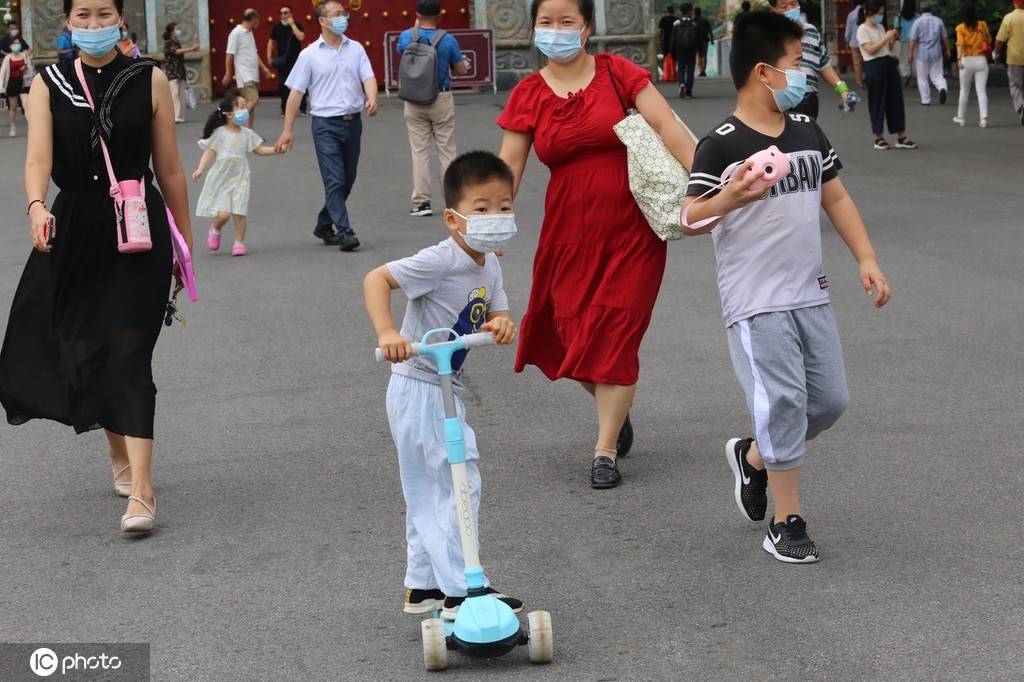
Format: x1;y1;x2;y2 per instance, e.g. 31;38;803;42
956;21;990;57
996;8;1024;65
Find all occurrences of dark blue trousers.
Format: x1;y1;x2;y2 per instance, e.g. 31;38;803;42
311;114;362;236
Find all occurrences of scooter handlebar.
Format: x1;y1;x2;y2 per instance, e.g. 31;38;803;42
374;331;495;363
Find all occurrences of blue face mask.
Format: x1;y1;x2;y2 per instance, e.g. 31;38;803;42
534;28;584;63
872;14;884;24
783;6;802;22
330;16;349;36
232;109;250;126
72;24;122;57
11;43;22;53
763;64;807;112
9;29;18;37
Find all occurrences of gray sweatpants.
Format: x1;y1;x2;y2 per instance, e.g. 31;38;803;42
726;304;849;471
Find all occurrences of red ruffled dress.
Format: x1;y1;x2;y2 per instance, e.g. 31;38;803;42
497;53;667;386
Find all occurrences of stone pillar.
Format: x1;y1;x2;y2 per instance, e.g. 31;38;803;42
475;0;656;90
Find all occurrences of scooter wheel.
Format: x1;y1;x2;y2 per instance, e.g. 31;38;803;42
421;618;448;671
527;610;553;664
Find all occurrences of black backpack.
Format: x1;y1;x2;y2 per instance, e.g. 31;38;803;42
398;27;446;105
672;17;698;55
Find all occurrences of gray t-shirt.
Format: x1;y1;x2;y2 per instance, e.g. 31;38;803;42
387;237;509;385
686;113;841;328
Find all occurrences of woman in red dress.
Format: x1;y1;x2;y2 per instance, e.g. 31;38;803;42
498;0;695;488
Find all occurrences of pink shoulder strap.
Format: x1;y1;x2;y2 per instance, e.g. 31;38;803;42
73;58;122;202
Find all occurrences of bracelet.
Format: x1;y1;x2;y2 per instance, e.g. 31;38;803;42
835;81;849;95
26;199;46;215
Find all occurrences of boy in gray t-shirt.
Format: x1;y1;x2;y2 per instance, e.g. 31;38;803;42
363;152;522;618
683;13;892;564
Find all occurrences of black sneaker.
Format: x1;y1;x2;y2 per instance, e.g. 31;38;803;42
616;413;633;457
338;231;361;252
939;88;947;104
313;224;341;245
442;588;523;620
590;456;620;489
410;202;433;217
763;515;819;564
1018;106;1024;126
678;83;686;98
404;588;445;614
725;437;768;522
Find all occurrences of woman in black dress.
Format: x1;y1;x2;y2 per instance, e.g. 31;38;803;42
0;0;194;534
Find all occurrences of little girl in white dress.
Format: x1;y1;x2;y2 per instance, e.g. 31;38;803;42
193;93;283;256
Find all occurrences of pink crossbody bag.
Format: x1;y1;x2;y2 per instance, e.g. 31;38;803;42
74;58;152;253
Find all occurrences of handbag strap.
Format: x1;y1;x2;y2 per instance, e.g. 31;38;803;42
73;58;121;202
605;59;632;117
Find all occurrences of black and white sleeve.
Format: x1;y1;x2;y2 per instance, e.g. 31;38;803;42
686;136;729;198
814;122;843;182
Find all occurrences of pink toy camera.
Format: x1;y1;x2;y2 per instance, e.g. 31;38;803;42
735;145;791;193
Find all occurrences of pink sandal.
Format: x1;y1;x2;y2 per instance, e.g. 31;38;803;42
207;227;221;251
231;243;248;257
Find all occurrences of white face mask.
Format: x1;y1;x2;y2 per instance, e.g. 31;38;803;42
451;210;517;253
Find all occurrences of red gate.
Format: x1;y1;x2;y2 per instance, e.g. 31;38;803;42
207;0;470;96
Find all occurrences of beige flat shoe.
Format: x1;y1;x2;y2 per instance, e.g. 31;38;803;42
112;464;132;498
120;495;156;534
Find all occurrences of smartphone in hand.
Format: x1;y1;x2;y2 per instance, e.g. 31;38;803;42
46;216;56;246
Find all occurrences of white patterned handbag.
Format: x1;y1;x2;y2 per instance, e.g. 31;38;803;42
609;63;697;241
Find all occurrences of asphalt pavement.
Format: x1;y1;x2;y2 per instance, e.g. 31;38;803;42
1;76;1022;681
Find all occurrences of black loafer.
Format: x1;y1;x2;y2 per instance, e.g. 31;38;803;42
616;414;634;457
590;456;621;489
338;233;361;252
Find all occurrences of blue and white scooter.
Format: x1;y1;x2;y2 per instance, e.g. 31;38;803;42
376;328;553;670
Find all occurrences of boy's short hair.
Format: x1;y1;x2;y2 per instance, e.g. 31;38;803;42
729;11;804;89
443;151;514;208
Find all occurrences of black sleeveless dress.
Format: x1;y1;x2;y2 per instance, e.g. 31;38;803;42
0;53;173;438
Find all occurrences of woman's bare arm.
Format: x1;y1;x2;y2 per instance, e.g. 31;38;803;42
498;130;532;199
635;83;696;171
25;74;55;252
150;67;193;253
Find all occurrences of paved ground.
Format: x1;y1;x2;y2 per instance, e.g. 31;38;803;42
1;76;1022;681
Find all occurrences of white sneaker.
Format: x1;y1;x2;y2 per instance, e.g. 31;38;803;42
979;118;988;128
952;116;966;126
8;125;14;137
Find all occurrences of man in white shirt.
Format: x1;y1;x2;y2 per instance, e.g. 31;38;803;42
275;0;378;252
223;8;273;127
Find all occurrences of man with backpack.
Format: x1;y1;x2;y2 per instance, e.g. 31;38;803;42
672;3;700;98
397;0;468;217
694;7;715;77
